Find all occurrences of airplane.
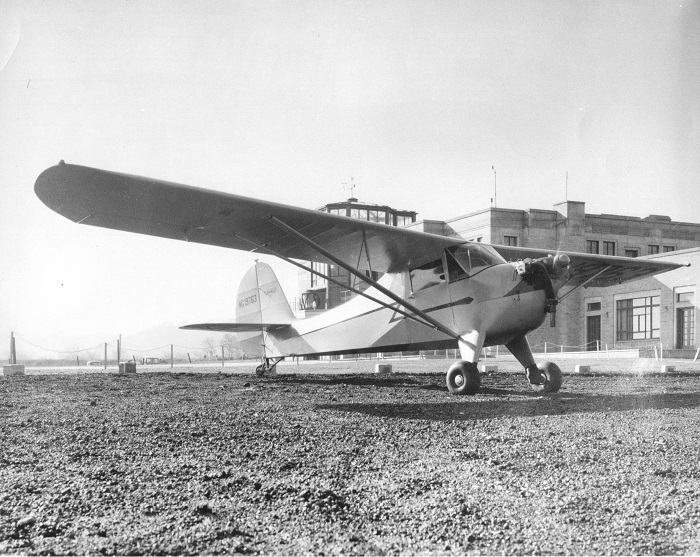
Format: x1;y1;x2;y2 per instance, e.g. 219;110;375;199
34;161;687;395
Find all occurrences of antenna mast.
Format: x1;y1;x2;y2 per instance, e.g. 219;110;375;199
343;177;357;201
491;166;497;208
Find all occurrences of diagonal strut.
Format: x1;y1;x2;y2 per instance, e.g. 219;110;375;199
268;215;461;341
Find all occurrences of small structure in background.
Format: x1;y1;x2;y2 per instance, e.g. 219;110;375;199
118;362;137;374
3;332;25;376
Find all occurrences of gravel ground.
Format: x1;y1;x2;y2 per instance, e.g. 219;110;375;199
2;361;700;555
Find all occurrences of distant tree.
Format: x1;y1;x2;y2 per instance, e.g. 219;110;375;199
223;334;243;359
202;337;218;359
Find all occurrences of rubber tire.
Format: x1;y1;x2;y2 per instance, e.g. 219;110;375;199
529;361;562;393
255;364;265;376
446;361;481;396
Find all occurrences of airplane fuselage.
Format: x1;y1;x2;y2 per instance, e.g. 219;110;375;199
241;262;547;358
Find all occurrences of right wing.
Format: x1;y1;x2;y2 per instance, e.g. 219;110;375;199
492;245;688;287
35;162;465;272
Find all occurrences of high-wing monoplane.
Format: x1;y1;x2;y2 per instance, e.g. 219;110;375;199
35;162;687;395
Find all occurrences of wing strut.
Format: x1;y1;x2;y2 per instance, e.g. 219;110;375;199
558;265;612;303
268;216;461;341
234;235;439;332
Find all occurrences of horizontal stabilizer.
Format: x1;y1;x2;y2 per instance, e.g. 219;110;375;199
180;323;291;332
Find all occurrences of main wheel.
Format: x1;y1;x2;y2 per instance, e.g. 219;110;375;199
446;361;481;396
529;361;562;393
255;364;266;376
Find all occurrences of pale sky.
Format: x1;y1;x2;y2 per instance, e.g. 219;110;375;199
1;0;699;359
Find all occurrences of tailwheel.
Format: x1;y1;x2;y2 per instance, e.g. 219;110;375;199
527;361;562;393
446;361;481;396
255;357;283;377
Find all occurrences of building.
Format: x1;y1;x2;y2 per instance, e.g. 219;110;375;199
296;197;700;354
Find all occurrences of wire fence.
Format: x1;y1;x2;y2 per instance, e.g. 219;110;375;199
5;332;240;367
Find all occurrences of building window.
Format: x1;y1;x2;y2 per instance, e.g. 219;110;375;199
663;246;675;252
677;292;694;303
328;264;344;278
677;308;695;348
365;270;380;282
676;289;696;348
310;261;326;287
624;248;639;258
616;296;660;341
504;235;518;246
648;245;660;255
396;215;413;226
587;302;602;311
603;242;616;256
586;240;599;254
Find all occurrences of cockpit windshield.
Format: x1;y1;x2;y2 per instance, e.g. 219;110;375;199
446;244;505;280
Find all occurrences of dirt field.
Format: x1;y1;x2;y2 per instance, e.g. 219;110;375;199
2;359;700;555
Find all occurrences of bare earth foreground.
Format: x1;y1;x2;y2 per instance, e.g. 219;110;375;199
2;360;700;555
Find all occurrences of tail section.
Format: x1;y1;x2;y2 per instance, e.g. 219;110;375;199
180;263;294;356
236;261;295;325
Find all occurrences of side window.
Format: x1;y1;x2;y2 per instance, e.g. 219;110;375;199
410;259;444;292
450;245;502;274
445;249;468;282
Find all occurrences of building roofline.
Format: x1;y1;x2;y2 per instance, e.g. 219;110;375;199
319;199;417;215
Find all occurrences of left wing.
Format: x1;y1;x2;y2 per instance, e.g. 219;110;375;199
493;245;688;287
35;162;465;272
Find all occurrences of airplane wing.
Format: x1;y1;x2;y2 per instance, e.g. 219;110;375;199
35;162;465;273
180;323;291;332
492;245;688;287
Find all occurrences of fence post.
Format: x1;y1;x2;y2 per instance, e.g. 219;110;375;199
171;345;174;369
221;346;225;368
544;342;547;354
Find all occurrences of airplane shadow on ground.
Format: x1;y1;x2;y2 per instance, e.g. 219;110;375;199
273;374;445;390
316;390;700;420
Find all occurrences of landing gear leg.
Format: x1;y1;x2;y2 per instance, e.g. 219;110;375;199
505;335;562;393
255;357;284;377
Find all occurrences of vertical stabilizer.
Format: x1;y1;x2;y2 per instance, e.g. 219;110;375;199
235;262;295;325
